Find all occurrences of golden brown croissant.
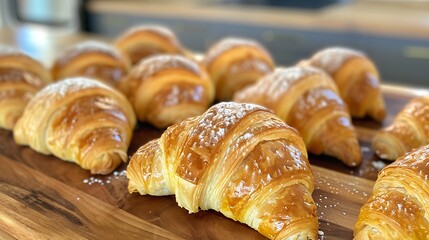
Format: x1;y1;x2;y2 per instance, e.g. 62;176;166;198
127;102;318;239
204;37;275;101
372;96;429;161
0;46;52;130
52;41;130;87
13;77;136;174
234;66;361;166
119;54;214;129
304;47;386;121
354;144;429;239
115;25;185;65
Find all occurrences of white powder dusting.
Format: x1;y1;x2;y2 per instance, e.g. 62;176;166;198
191;102;266;150
132;54;202;82
228;58;272;74
309;47;365;74
235;66;327;105
120;24;177;40
37;77;111;98
58;40;123;65
205;37;268;66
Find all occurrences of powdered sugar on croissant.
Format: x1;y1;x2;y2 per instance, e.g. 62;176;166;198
127;102;318;239
234;66;361;166
14;77;136;174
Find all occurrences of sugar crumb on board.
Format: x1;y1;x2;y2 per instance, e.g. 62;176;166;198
82;170;127;186
371;160;386;170
360;146;371;153
314;169;370;236
318;230;325;240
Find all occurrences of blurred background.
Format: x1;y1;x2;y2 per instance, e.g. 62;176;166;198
0;0;428;87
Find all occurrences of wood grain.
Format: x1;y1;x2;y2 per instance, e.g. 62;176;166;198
0;86;422;239
0;155;183;240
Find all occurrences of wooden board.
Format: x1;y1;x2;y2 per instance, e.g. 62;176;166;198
0;86;424;239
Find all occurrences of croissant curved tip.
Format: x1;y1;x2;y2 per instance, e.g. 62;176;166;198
373;145;397;161
326;138;362;167
4;112;21;130
126;162;146;194
353;229;368;240
372;134;400;161
127;179;140;194
88;151;127;175
369;107;386;122
354;225;384;240
274;219;318;240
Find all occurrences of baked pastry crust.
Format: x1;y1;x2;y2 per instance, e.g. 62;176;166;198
304;47;386;121
354;144;429;239
234;66;361;166
127;102;318;239
115;25;184;65
373;96;429;160
0;46;51;129
119;54;214;128
14;77;136;174
52;41;130;87
204;37;275;101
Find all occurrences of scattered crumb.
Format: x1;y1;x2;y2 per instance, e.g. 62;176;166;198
82;170;127;186
360;146;371;152
318;230;325;240
372;160;386;170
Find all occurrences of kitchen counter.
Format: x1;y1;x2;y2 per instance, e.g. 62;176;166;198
87;0;429;39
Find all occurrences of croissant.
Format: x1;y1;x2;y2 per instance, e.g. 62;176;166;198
127;102;318;239
119;54;214;129
234;66;361;166
13;77;136;174
204;37;275;101
0;46;52;130
115;25;185;65
354;144;429;239
52;41;130;87
372;96;429;161
303;47;386;121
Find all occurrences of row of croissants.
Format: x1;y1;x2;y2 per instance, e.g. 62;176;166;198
1;24;428;239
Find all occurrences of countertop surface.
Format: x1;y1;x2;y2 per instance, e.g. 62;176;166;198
88;0;429;39
1;28;429;239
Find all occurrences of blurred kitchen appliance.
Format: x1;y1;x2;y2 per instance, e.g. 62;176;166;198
1;0;83;32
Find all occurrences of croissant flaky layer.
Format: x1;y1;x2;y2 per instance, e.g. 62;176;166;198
204;37;275;101
127;102;318;239
234;66;361;166
13;77;136;174
52;41;130;87
119;54;214;128
304;47;386;121
354;145;429;239
373;96;429;161
0;46;52;130
115;25;184;65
